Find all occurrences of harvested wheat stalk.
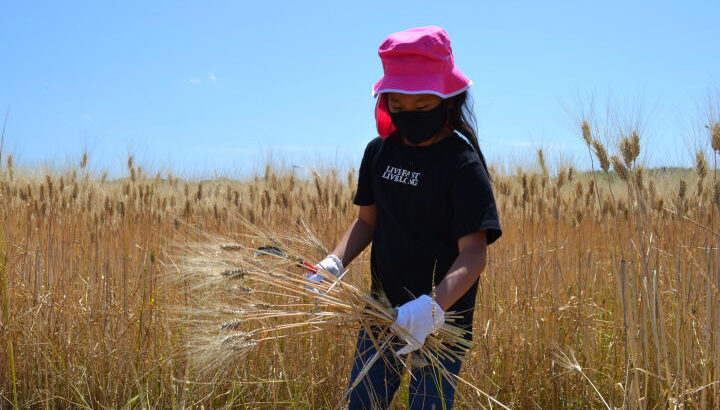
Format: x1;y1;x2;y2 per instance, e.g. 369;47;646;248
168;216;506;409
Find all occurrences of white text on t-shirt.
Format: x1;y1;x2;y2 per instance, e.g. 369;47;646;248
381;165;420;186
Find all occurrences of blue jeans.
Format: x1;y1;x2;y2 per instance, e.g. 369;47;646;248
346;327;464;410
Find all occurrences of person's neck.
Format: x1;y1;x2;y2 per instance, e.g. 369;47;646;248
400;126;451;147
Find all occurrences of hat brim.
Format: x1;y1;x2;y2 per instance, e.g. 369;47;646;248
372;67;472;98
373;68;471;138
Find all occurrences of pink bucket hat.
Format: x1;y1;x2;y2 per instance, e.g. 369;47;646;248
373;26;472;138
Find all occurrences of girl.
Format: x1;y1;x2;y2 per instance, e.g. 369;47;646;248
308;25;502;409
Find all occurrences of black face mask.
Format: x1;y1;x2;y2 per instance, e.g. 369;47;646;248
389;100;447;145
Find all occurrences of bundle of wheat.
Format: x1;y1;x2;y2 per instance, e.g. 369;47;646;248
167;216;508;408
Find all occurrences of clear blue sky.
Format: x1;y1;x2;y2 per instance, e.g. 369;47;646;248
2;1;719;179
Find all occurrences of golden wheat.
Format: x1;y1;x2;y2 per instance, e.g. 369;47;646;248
1;119;720;407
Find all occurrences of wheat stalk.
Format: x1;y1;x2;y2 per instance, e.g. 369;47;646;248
167;214;504;407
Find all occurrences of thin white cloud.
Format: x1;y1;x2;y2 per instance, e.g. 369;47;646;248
209;73;216;81
187;78;202;84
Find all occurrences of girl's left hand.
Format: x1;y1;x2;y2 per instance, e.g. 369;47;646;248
391;294;445;355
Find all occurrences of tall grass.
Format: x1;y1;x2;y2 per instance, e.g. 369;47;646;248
1;190;19;410
1;114;720;407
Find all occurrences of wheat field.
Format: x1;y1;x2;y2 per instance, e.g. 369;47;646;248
2;119;720;408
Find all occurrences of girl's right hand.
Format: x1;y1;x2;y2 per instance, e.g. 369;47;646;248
305;254;344;293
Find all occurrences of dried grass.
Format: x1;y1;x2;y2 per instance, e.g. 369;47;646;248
166;216;503;408
2;102;720;407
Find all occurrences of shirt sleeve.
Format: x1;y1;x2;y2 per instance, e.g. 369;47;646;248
353;138;379;206
450;156;502;245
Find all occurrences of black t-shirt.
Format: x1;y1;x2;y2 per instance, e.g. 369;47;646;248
353;132;502;341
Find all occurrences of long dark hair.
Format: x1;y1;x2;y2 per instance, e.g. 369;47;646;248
447;91;490;179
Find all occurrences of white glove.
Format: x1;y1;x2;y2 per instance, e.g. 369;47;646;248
305;254;343;293
390;295;445;355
